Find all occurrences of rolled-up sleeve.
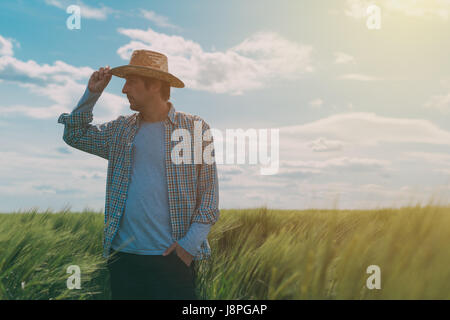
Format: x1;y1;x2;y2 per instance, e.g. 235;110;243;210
177;222;212;256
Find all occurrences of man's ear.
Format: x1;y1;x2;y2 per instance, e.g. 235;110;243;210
146;79;161;94
154;80;162;93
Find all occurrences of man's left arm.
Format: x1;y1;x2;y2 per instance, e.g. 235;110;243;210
190;119;220;226
171;119;220;263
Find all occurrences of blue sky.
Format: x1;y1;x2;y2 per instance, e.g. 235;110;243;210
1;0;450;212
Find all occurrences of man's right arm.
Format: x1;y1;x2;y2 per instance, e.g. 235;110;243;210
57;66;121;160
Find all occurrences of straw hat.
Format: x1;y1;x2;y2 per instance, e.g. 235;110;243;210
110;49;184;88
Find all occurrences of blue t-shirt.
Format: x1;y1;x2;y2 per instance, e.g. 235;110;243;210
111;120;173;254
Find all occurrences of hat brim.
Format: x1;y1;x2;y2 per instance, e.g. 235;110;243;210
110;65;185;88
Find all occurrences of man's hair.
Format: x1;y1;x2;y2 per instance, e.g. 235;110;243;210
140;76;171;101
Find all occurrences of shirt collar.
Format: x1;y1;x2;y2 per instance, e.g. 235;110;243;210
167;101;176;125
135;101;176;126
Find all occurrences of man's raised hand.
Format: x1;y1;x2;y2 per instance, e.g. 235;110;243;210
88;66;112;93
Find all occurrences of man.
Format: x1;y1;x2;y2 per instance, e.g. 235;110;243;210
57;50;220;300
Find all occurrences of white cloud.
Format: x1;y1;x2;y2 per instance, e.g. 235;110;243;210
434;168;450;176
269;156;390;182
281;157;389;171
0;103;66;119
45;0;115;20
308;137;343;152
281;112;450;146
141;10;181;30
44;0;64;9
425;92;450;112
384;0;450;20
0;147;110;212
215;112;450;208
220;175;450;209
0;34;128;122
0;149;106;194
402;152;450;166
345;0;375;19
116;28;314;95
0;35;14;56
0;54;93;84
345;0;450;21
218;165;245;175
339;73;380;81
334;52;355;64
0;80;127;122
309;98;323;108
217;165;245;181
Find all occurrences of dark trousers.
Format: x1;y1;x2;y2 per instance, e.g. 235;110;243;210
107;250;197;300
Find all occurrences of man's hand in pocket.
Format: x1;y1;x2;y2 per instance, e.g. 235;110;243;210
163;241;194;267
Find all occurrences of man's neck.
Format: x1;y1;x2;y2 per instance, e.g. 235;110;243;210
140;101;169;123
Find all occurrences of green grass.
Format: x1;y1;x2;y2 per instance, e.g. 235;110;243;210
0;206;449;299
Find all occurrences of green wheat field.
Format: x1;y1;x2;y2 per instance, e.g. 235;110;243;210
0;206;449;300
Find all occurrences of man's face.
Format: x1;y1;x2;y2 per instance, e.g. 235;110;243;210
121;75;159;111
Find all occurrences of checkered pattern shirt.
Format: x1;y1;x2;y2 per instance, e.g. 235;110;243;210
57;102;220;260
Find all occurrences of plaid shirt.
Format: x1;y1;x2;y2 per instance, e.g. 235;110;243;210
57;102;220;260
